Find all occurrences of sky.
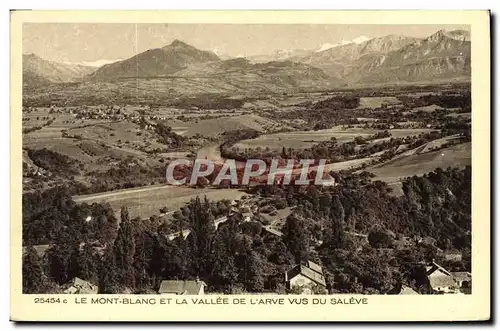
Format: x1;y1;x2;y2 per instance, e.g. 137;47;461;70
23;23;471;64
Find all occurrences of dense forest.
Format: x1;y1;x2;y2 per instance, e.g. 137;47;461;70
23;166;471;295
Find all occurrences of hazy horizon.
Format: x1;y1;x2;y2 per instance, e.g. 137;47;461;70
23;23;470;64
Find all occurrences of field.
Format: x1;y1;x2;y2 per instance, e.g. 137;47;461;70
325;157;375;172
169;114;290;137
23;84;472;222
234;126;379;150
447;112;472;120
357;96;401;109
73;185;248;219
234;127;436;151
367;142;471;187
408;104;444;113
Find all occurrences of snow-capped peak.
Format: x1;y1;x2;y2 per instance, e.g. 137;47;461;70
63;59;123;67
316;35;371;52
352;36;371;44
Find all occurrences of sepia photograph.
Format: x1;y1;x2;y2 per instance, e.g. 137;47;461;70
10;10;490;322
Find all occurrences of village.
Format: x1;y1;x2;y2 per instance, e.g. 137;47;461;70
25;191;472;296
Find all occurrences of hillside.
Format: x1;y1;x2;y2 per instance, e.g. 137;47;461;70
87;40;220;81
350;30;471;84
22;30;471;103
23;54;97;86
24;55;340;105
247;48;315;63
285;30;470;85
291;35;420;78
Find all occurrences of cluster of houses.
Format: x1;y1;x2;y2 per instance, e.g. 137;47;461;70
25;105;169;127
284;259;472;295
56;258;470;296
426;261;471;294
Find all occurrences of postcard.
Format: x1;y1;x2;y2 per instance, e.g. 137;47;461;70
10;10;490;322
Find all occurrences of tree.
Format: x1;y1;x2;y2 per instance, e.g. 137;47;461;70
120;206;130;223
23;246;44;293
133;231;156;290
269;240;293;265
282;214;309;264
331;195;345;223
368;225;395;249
46;244;71;284
187;196;216;277
244;251;265;292
113;208;136;289
98;247;119;294
324;195;347;250
98;206;119;244
67;242;98;284
209;226;238;293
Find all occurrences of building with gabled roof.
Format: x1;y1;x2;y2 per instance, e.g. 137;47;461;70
285;261;327;294
158;280;207;295
262;225;283;238
450;271;472;294
63;277;98;294
306;260;323;275
387;283;420;295
426;261;459;294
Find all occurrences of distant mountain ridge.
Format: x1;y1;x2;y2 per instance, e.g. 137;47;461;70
291;35;421;78
354;29;471;84
23;53;97;87
81;39;342;93
87;40;221;81
23;29;471;100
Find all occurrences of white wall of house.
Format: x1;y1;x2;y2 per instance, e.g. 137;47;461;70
289;274;313;289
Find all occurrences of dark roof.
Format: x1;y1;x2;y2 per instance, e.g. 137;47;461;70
387;284;419;295
158;280;206;295
263;226;283;237
63;277;98;294
307;260;323;274
399;285;419;295
285;265;326;287
22;245;50;257
427;261;452;277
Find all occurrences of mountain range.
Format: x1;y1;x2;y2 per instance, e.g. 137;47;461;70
22;29;471;98
23;54;97;87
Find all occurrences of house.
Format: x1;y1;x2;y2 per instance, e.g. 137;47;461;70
388;284;420;295
158;279;207;295
418;236;437;246
63;278;98;294
426;262;459;294
285;261;327;294
242;212;253;222
306;260;323;275
451;272;472;294
166;228;191;241
262;225;283;238
22;244;50;257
